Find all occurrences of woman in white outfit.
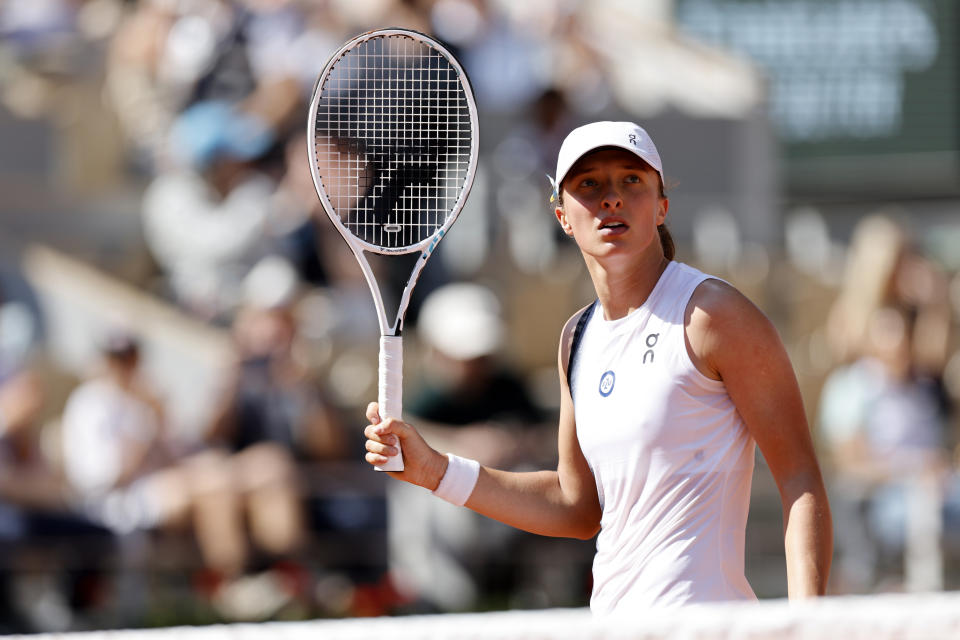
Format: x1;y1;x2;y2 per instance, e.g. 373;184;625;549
363;121;833;613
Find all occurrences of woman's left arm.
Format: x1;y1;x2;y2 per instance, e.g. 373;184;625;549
687;280;833;599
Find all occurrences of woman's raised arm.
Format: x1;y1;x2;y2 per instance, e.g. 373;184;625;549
364;310;601;540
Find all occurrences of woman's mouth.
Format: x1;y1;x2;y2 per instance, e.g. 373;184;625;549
599;220;628;235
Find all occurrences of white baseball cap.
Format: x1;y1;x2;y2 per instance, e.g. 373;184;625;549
417;283;504;361
243;255;299;310
553;121;664;192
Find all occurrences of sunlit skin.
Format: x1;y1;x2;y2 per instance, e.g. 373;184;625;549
555;148;671;321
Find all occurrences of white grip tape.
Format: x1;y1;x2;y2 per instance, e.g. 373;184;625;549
377;335;404;472
432;453;480;506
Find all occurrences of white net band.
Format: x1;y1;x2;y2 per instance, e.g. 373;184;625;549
10;592;960;639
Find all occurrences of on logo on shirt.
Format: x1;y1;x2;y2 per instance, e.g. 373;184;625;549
644;333;659;364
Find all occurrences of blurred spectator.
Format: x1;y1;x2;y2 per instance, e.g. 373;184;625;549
492;86;576;273
206;255;348;462
105;0;318;170
330;0;428;39
825;214;953;373
59;329;178;535
820;306;951;588
57;326;308;620
460;4;547;112
270;131;337;288
408;282;545;457
103;0;183;169
195;256;354;617
388;282;551;612
141;99;279;321
113;0;341;321
819;214;956;593
0;298;44;451
0;292;72;520
822;306;948;478
0;297;116;633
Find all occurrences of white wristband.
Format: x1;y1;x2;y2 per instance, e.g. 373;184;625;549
432;453;480;506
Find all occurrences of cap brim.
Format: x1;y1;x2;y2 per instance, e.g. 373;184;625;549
557;143;662;187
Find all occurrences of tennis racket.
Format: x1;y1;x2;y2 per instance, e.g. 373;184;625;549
307;28;479;471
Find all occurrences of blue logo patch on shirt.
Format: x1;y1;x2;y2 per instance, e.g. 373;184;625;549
598;370;616;397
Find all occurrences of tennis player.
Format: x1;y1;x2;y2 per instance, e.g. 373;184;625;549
364;121;833;613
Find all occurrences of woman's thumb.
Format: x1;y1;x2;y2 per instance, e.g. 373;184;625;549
379;417;408;439
365;401;381;424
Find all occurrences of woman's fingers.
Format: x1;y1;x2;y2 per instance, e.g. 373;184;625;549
361;413;446;489
365;451;389;466
364;417;402;467
363;422;381;441
365;433;398;456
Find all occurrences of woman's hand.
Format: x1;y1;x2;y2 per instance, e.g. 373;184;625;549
363;402;449;490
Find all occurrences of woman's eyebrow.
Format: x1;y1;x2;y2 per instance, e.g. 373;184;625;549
565;164;595;179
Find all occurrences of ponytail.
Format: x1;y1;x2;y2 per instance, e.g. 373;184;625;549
656;176;674;261
657;223;675;261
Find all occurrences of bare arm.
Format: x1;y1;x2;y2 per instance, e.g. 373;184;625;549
364;309;601;540
0;371;43;436
686;281;833;598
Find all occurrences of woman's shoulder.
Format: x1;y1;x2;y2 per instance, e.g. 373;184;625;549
684;276;781;378
686;277;759;326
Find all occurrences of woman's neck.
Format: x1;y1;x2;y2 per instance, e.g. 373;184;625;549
585;250;670;321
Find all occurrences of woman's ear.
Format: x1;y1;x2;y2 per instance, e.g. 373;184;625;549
656;197;669;226
555;205;573;236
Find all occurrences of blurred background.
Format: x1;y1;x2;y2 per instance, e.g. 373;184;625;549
0;0;959;632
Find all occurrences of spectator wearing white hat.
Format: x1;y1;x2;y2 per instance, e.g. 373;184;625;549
409;283;543;442
387;282;550;612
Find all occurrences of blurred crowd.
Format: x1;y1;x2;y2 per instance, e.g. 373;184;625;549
817;215;960;594
0;0;605;630
0;0;959;634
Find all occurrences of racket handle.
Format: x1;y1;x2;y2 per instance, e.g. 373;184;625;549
377;335;404;471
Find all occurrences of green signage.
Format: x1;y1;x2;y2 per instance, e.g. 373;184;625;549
676;0;958;195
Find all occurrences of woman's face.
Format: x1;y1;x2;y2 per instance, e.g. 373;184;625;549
555;148;668;262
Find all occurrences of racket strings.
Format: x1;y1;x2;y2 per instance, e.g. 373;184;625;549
313;34;473;250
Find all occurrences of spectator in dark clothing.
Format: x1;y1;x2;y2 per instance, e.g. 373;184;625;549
207;256;347;462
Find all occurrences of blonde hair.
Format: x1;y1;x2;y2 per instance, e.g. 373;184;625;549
827;214;905;363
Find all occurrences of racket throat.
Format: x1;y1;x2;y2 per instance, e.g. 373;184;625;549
364;251;427;336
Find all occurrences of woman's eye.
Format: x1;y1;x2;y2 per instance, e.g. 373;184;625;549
624;174;641;183
579;178;598;188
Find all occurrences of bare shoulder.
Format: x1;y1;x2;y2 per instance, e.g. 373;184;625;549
686;278;764;327
684;279;780;379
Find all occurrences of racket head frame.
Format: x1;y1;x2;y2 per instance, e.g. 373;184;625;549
306;28;479;336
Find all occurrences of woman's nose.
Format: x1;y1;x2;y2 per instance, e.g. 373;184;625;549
601;187;622;210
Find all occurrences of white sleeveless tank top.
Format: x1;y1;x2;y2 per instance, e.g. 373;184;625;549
570;261;757;614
